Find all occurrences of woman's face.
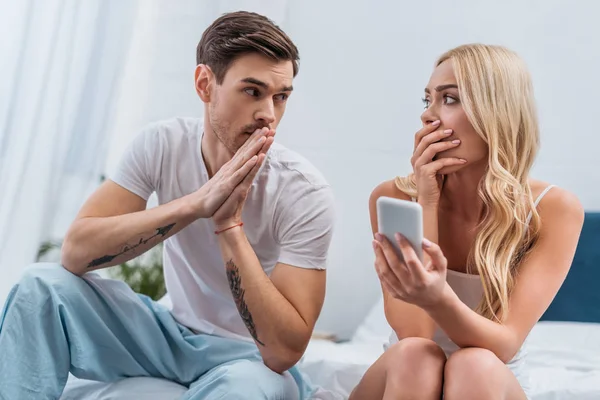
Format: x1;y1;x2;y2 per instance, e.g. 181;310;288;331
420;60;488;175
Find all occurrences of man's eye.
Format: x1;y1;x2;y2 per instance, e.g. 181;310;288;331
245;88;259;97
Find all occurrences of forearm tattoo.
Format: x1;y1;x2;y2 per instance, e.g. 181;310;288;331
226;259;265;346
86;223;175;268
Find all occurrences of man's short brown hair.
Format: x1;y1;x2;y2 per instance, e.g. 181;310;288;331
196;11;300;84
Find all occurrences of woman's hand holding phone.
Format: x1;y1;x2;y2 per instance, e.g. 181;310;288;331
372;232;448;309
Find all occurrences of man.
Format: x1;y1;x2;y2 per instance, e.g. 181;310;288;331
0;11;335;400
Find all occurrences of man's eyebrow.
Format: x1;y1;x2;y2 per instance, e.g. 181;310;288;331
241;77;293;92
241;77;268;89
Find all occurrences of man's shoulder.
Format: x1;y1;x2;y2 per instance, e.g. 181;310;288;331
266;142;330;189
138;116;202;145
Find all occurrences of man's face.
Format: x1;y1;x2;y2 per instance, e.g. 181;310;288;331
205;53;294;153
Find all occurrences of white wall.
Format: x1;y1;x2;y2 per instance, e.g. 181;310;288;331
106;0;600;339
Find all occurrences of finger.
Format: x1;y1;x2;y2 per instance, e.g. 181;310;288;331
241;128;269;158
225;156;264;207
414;139;461;168
421;157;468;175
258;136;274;155
228;155;259;188
236;152;266;192
380;275;404;301
229;128;269;169
373;241;404;298
374;233;411;282
413;129;454;161
413;120;441;150
422;238;447;272
396;233;428;281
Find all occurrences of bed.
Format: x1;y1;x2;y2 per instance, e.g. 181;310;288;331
301;311;600;400
61;212;600;399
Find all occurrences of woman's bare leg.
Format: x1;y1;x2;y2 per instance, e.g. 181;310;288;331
349;337;446;400
444;348;527;400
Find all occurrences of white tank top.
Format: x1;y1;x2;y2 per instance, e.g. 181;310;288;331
387;184;555;396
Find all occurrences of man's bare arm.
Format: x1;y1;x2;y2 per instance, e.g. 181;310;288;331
216;227;325;374
61;129;269;276
61;180;198;275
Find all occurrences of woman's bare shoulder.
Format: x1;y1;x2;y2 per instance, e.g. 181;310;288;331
528;179;552;200
369;179;412;204
528;179;583;222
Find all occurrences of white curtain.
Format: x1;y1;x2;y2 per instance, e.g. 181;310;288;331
0;0;137;303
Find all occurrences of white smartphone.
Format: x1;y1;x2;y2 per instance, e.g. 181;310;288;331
376;196;424;262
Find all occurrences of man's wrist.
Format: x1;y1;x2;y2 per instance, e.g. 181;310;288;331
214;219;244;233
180;194;205;220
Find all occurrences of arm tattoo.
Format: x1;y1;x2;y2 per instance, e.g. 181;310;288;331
226;259;265;346
86;223;176;268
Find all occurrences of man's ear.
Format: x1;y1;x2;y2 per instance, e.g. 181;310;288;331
194;64;213;103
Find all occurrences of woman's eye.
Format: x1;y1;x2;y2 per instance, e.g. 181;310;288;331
421;97;430;109
444;95;458;105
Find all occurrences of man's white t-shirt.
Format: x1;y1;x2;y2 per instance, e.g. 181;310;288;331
111;117;335;342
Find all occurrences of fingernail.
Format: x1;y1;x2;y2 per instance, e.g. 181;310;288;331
395;233;403;242
432;120;441;126
452;139;460;144
372;241;378;251
423;238;432;247
258;137;266;143
460;158;467;163
444;129;453;134
374;233;383;242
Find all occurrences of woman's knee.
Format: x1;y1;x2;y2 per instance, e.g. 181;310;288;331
444;348;503;398
384;337;446;391
387;337;446;368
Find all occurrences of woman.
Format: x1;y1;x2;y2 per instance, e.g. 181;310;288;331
350;44;584;399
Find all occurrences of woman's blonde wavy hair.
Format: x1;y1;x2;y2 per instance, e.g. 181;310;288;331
396;44;541;322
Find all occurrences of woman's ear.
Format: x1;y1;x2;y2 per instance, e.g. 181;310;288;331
194;64;212;103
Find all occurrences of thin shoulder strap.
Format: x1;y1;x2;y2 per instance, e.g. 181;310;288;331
534;184;556;208
526;184;556;225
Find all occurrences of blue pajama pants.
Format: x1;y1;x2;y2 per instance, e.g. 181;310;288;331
0;263;313;400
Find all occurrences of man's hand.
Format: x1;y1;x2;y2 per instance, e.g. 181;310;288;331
212;130;275;230
190;128;271;219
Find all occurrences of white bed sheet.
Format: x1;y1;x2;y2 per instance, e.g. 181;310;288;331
300;321;600;400
61;376;186;400
60;321;600;400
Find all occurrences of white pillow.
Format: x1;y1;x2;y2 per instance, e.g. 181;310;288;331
351;296;390;345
